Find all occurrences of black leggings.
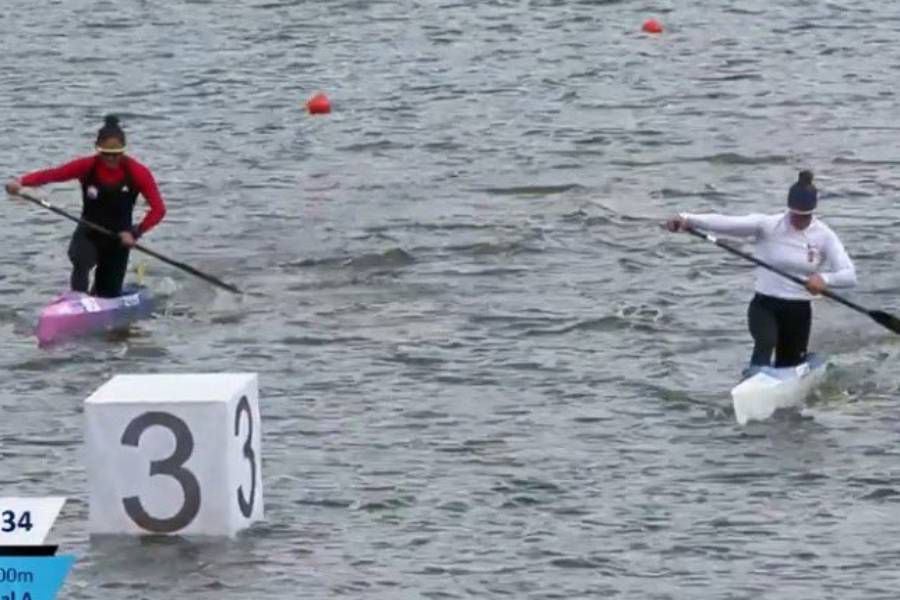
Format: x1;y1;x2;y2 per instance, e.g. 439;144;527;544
67;226;130;298
747;293;811;368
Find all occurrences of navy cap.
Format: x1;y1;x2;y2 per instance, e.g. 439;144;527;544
787;170;817;214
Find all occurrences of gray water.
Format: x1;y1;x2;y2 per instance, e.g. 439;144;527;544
1;1;899;598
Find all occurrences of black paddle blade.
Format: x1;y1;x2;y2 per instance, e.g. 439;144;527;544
870;310;900;335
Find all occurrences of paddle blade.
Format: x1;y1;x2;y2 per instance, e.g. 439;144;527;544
870;310;900;335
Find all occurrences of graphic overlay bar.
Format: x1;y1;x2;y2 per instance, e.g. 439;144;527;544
0;546;58;556
0;556;75;600
0;498;66;546
0;498;74;599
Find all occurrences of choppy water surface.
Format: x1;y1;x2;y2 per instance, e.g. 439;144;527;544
1;1;899;598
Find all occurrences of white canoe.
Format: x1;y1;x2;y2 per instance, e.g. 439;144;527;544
731;354;828;425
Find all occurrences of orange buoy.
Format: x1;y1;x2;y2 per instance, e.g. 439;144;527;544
306;92;331;115
642;18;663;34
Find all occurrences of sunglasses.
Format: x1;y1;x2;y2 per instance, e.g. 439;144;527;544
96;145;126;156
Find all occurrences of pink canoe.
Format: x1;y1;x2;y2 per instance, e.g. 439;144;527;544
35;286;154;346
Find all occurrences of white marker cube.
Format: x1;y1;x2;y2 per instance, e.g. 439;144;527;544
85;373;263;537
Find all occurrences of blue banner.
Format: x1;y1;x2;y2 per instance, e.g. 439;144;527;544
0;556;74;600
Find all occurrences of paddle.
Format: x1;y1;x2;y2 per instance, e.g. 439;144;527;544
685;226;900;335
15;190;242;295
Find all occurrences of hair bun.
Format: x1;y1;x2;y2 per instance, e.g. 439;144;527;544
96;114;126;145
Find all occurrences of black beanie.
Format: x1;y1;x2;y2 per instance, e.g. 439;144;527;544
787;170;817;214
96;114;126;146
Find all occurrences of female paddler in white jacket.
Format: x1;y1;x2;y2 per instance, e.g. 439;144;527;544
665;170;857;370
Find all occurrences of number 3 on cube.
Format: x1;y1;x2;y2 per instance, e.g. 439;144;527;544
85;373;264;537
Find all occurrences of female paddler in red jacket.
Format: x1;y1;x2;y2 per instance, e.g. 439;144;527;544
5;115;166;297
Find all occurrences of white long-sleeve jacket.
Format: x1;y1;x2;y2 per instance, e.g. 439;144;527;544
681;212;857;301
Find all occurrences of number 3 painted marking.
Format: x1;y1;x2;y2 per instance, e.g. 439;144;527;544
121;412;202;533
235;396;256;517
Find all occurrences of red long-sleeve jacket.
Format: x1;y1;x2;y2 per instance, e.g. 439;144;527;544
20;155;166;235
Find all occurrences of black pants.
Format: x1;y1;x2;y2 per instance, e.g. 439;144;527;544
747;293;811;368
67;226;130;298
